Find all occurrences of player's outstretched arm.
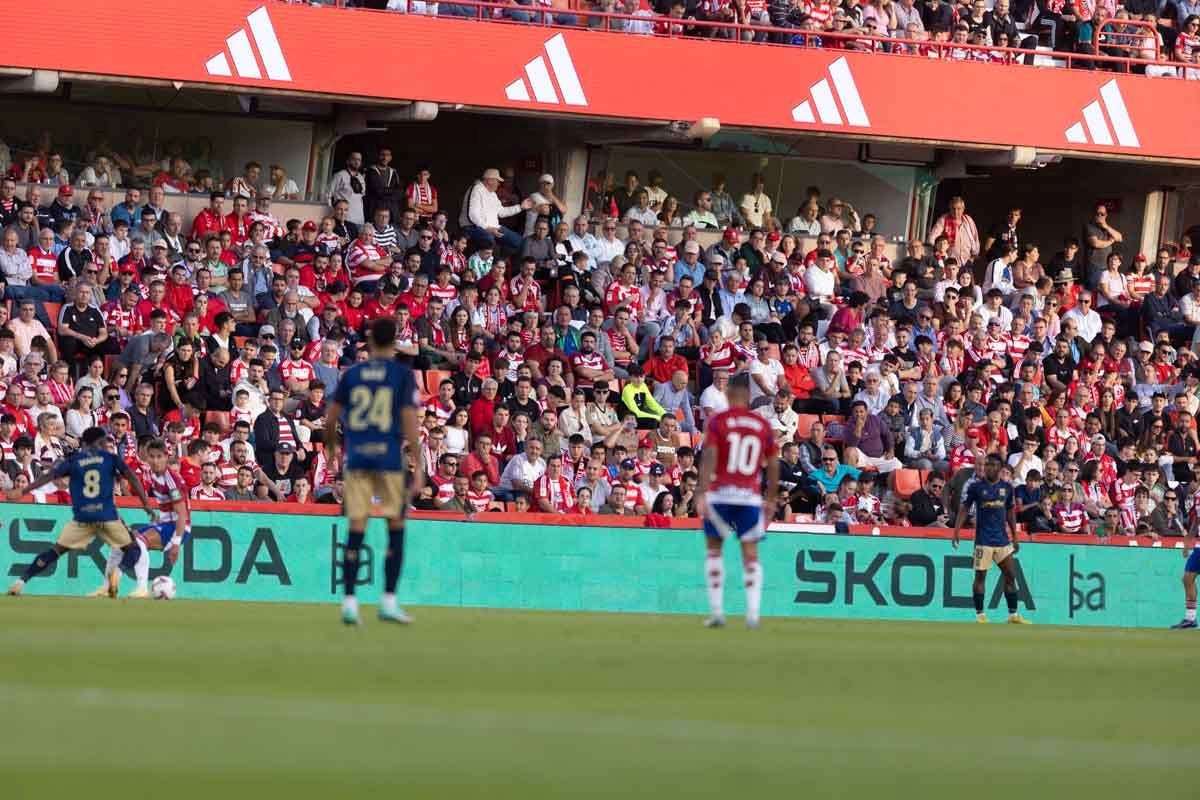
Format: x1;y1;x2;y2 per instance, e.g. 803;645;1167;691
952;503;968;550
763;456;780;521
694;443;715;518
322;400;342;465
164;497;190;567
7;470;56;501
118;461;156;516
252;467;286;502
401;407;425;503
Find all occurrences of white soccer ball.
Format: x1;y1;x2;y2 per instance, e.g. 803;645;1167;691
151;575;177;601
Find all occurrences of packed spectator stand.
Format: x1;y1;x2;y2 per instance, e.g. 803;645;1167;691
0;134;1196;538
335;0;1200;75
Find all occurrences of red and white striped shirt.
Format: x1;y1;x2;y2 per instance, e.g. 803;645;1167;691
466;489;494;513
147;468;188;522
103;305;135;337
346;241;387;284
509;275;542;312
701;341;736;371
406;182;437;213
27;247;57;283
605;282;643;316
1006;333;1031;362
569;351;607;389
1045;425;1076;449
216;461;240;489
189;485;226;501
1053;502;1088;533
424;397;454;426
277;417;296;448
429;282;458;305
229;359;250;386
46;379;73;407
533;473;576;513
279;359;315;387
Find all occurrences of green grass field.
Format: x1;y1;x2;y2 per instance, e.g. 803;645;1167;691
0;599;1193;798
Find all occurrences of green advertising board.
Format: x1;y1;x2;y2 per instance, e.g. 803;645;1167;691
0;505;1185;627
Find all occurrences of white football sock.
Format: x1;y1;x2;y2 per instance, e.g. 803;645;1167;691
381;592;397;613
342;595;359;615
104;547;123;578
134;540;149;592
705;555;724;618
744;561;763;624
1186;602;1196;623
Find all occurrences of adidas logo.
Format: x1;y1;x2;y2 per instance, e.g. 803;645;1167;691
1063;80;1140;148
205;6;292;82
503;33;587;107
790;57;870;128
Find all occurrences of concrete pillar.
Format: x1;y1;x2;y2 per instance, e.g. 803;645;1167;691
557;146;590;220
1138;189;1166;260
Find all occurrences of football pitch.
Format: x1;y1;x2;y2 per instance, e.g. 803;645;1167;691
0;599;1192;799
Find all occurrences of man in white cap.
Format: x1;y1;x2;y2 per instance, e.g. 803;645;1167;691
525;173;567;237
459;168;533;251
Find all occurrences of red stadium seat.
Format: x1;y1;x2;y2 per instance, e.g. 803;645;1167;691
42;302;61;329
893;468;925;499
424;370;453;396
795;414;822;440
205;410;232;435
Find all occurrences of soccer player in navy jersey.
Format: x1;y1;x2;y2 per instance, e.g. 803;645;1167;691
953;452;1032;624
1170;502;1200;628
6;427;156;597
695;376;778;629
324;318;425;626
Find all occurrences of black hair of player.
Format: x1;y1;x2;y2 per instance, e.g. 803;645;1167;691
369;317;397;349
81;427;108;447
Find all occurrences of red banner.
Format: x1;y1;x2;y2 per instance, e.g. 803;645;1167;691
5;0;1199;160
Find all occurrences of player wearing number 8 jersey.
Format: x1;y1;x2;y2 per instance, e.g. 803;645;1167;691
7;427;156;597
325;317;425;626
695;376;778;629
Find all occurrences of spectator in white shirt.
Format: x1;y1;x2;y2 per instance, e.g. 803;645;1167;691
567;215;601;269
699;368;731;422
749;335;784;407
498;437;546;500
328;152;366;225
458;168;532;251
623;189;659;226
592;219;626;268
1062;290;1102;343
759;390;799;444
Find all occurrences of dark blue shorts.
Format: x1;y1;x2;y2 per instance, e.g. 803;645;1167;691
1186;548;1200;574
703;503;765;542
135;521;190;548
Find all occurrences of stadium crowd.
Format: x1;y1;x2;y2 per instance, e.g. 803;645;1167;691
0;135;1197;536
349;0;1200;73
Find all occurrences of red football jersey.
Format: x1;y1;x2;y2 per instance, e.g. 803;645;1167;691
704;407;775;503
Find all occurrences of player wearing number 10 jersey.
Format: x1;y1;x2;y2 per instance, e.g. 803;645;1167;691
695;377;778;629
325;318;425;626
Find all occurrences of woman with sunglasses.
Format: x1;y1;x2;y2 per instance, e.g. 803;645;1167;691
106;363;131;408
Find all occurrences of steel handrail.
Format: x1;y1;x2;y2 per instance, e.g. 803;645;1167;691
314;0;1190;75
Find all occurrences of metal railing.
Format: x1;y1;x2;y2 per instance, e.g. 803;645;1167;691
313;0;1190;75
